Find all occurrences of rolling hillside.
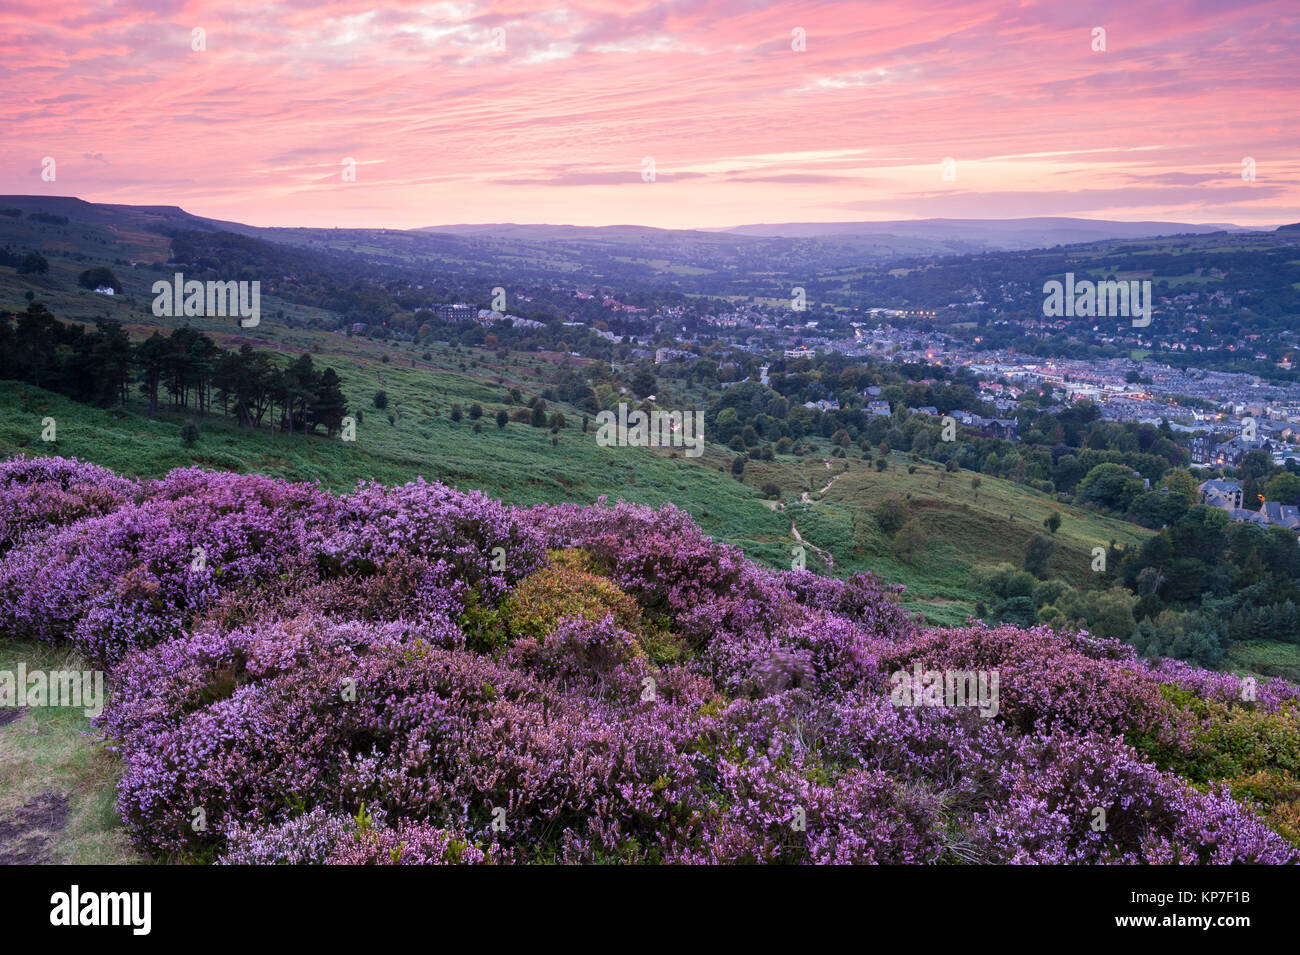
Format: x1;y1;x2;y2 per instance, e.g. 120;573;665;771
0;372;1150;627
0;195;1167;626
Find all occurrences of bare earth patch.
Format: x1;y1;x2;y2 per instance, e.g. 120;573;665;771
0;790;71;864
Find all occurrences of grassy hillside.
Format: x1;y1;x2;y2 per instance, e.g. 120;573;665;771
1224;641;1300;684
0;373;1152;626
733;450;1149;625
0;376;787;550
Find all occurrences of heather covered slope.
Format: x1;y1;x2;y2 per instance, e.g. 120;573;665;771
1;455;1298;864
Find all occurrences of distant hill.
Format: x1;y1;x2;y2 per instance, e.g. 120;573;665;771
417;223;704;240
0;197;1037;293
0;195;250;234
1;199;1257;252
2;195;1297;349
719;216;1254;249
419;217;1255;253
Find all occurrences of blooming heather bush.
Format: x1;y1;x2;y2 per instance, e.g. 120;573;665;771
220;807;498;865
504;613;648;694
720;690;1016;858
196;551;475;643
316;478;546;603
1141;656;1300;712
529;499;796;647
104;611;720;859
978;733;1296;864
219;807;356;864
0;468;335;663
3;456;1296;864
0;454;136;554
107;616;516;854
324;819;497;865
525;497;702;552
877;623;1177;739
774;568;916;636
679;758;943;864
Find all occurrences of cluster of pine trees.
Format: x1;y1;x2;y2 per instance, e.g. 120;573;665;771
0;302;349;435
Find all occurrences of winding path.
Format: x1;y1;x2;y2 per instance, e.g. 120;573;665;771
789;470;842;571
790;519;834;572
800;471;841;503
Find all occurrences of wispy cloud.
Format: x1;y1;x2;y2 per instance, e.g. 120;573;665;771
0;0;1295;227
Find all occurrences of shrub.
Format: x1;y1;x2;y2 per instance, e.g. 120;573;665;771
77;266;122;292
1;456;1293;865
874;495;908;535
1023;534;1056;578
498;553;644;642
891;517;928;564
0;468;336;663
0;455;136;556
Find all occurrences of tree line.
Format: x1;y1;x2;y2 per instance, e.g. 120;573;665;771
0;303;349;436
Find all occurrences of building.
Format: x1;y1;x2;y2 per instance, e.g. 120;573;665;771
989;418;1020;439
1261;501;1300;530
433;303;477;322
1200;479;1244;510
1215;436;1274;466
1189;433;1222;465
1227;507;1268;525
804;398;841;412
654;347;692;364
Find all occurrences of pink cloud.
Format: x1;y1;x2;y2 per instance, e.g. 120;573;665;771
1;0;1295;227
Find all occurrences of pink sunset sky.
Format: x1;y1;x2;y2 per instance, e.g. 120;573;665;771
2;0;1297;229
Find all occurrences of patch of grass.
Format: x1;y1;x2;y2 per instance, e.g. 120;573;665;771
0;638;140;864
730;451;1148;624
1223;641;1300;683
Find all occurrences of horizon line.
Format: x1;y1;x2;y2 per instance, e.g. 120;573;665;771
1;196;1285;234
